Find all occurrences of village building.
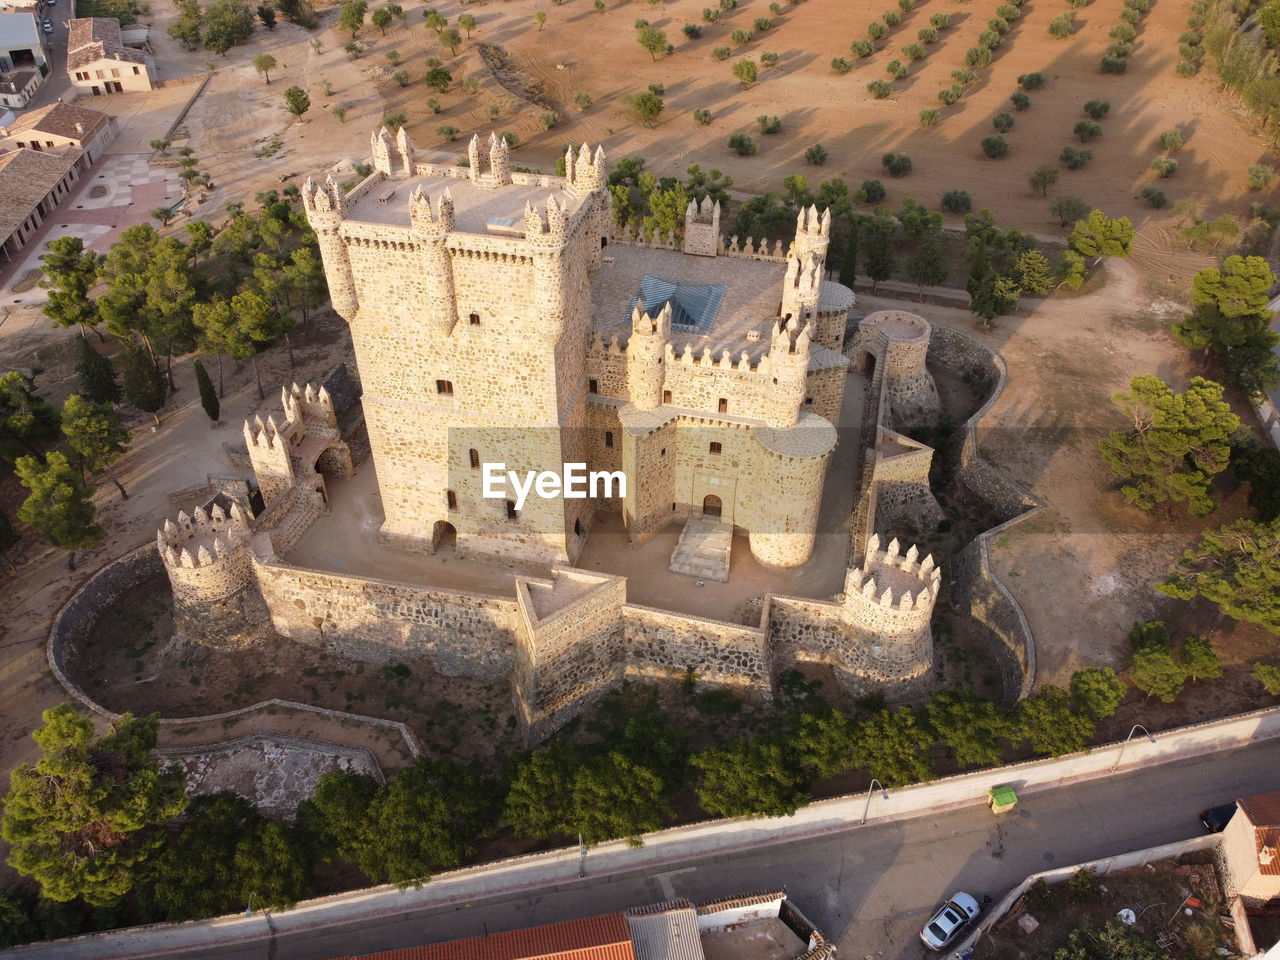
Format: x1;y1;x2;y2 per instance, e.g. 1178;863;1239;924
66;17;154;95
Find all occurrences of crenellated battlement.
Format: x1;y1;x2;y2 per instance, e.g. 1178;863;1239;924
157;502;252;571
301;175;346;222
280;382;336;434
408;184;455;235
845;533;941;617
564;142;606;195
523;195;569;243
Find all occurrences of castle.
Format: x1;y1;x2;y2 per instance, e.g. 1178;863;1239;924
154;130;947;740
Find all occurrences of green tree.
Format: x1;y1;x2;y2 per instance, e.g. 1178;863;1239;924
1181;634;1222;680
1232;445;1280;521
787;706;856;779
168;0;203;49
258;4;276;28
60;395;129;499
691;739;810;818
119;343;166;425
184;220;213;264
283;85;311;121
371;7;391;33
1098;375;1238;516
2;704;186;904
1029;164;1059;197
926;690;1009;768
967;269;1022;326
253;53;277;83
1069;209;1134;263
637;23;667;59
438;27;461;54
1013;249;1054;295
1130;645;1187;702
1015;685;1094;756
74;337;121;406
863;212;896;293
14;452;103;569
148;792;259;920
296;770;380;866
1050;194;1089;228
203;0;256;55
850;708;935;785
459;12;477;35
906;228;947;294
1070;667;1126;719
0;370;61;461
39;236;102;340
1158;518;1280;631
1253;662;1280;695
535;10;547;29
338;0;367;36
1173;256;1280;396
233;820;311;910
732;59;759;87
193;359;219;423
626;90;664;126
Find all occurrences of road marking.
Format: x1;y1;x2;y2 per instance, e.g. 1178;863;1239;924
654;867;696;899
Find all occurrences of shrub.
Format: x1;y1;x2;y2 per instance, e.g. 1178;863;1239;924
1083;99;1110;119
898;0;914;10
682;22;701;38
757;114;782;134
861;179;887;202
1060;146;1093;169
964;46;992;67
383;111;407;130
426;97;441;114
1010;90;1030;110
1126;0;1151;10
919;108;941;126
732;59;759;86
760;51;779;66
731;28;752;43
982;135;1010;158
1178;42;1200;60
1151;157;1178;178
1074;120;1103;142
805;143;829;165
634;17;648;28
1119;6;1140;22
1176;60;1199;76
987;18;1009;34
701;7;719;21
1109;22;1136;40
901;42;926;60
851;38;874;56
1018;72;1045;89
770;1;783;11
881;151;912;176
1157;129;1183;151
436;124;460;141
1047;13;1072;37
918;27;938;42
693;108;713;125
993;112;1014;132
501;131;519;147
886;59;908;79
937;85;962;105
831;57;854;73
883;9;900;26
941;189;972;212
996;3;1019;17
1101;55;1129;73
1248;163;1276;190
1254;663;1280;696
720;0;736;8
573;91;593;111
952;69;978;85
540;112;560;130
1139;185;1169;208
868;20;888;39
712;46;731;60
752;17;772;30
929;12;950;28
977;29;1001;48
868;79;893;98
1178;29;1198;43
393;69;410;86
728;132;759;155
1070;667;1127;719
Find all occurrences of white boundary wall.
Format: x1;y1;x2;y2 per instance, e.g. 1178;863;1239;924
5;706;1280;959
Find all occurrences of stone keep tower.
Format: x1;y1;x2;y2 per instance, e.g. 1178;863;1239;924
157;503;271;649
682;196;721;257
842;533;938;688
851;310;940;427
301;135;611;565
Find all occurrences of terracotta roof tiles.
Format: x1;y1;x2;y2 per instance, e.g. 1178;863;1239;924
329;913;635;960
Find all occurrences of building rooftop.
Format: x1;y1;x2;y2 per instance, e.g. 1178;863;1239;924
344;170;587;234
625;900;703;960
1238;789;1280;877
0;147;76;239
67;17;146;71
328;913;635;960
1;100;111;142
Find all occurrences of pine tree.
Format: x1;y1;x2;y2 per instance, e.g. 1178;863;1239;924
120;343;167;426
74;336;121;405
60;395;130;499
863;214;896;293
906;229;947;294
13;451;104;570
193;359;220;423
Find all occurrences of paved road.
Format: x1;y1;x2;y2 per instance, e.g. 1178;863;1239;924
147;737;1280;960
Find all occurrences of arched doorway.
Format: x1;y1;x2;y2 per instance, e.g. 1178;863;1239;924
702;494;722;518
432;520;457;551
861;351;877;377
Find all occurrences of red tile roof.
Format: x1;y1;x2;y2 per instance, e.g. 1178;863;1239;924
329;913;635;960
1239;790;1280;877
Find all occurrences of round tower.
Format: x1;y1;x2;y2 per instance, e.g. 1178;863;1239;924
855;310;940;427
813;280;856;352
157;503;272;649
763;317;810;429
409;185;458;334
625;301;670;411
839;533;938;691
748;412;837;567
524;196;571;344
301;176;358;320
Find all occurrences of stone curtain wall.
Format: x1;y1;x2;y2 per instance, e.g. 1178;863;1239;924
255;560;518;678
623;604;771;689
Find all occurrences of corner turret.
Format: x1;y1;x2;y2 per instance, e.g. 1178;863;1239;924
626;300;671;411
371;126;394;176
763;316;811;428
682;195;721;257
301;176;357;319
395;125;415;178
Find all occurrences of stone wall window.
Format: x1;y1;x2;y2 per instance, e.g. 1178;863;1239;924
447;490;457;510
436;379;454;395
663;390;672;404
506;500;518;520
469;312;480;325
469;448;480;468
574;518;583;536
589;379;598;393
709;442;722;455
660;448;666;458
604;431;613;448
718;398;728;413
805;396;813;405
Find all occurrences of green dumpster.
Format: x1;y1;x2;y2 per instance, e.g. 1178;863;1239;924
988;785;1018;814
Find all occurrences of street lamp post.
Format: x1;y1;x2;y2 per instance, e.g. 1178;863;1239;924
243;893;257;917
861;778;889;825
1111;724;1156;772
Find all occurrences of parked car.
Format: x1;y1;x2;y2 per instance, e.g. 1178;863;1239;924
42;18;53;32
1200;802;1237;833
920;892;982;950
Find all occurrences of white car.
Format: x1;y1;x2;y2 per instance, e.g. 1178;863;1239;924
919;892;981;950
42;18;53;32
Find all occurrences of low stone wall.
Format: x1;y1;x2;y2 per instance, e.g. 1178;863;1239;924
624;604;771;689
255;560;518;678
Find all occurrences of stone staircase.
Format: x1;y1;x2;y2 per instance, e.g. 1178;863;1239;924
668;517;733;582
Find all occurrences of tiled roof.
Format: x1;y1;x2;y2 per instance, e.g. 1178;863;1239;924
1239;790;1280;876
66;17;146;71
4;101;111;142
328;913;635;960
624;901;703;960
0;147;76;239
